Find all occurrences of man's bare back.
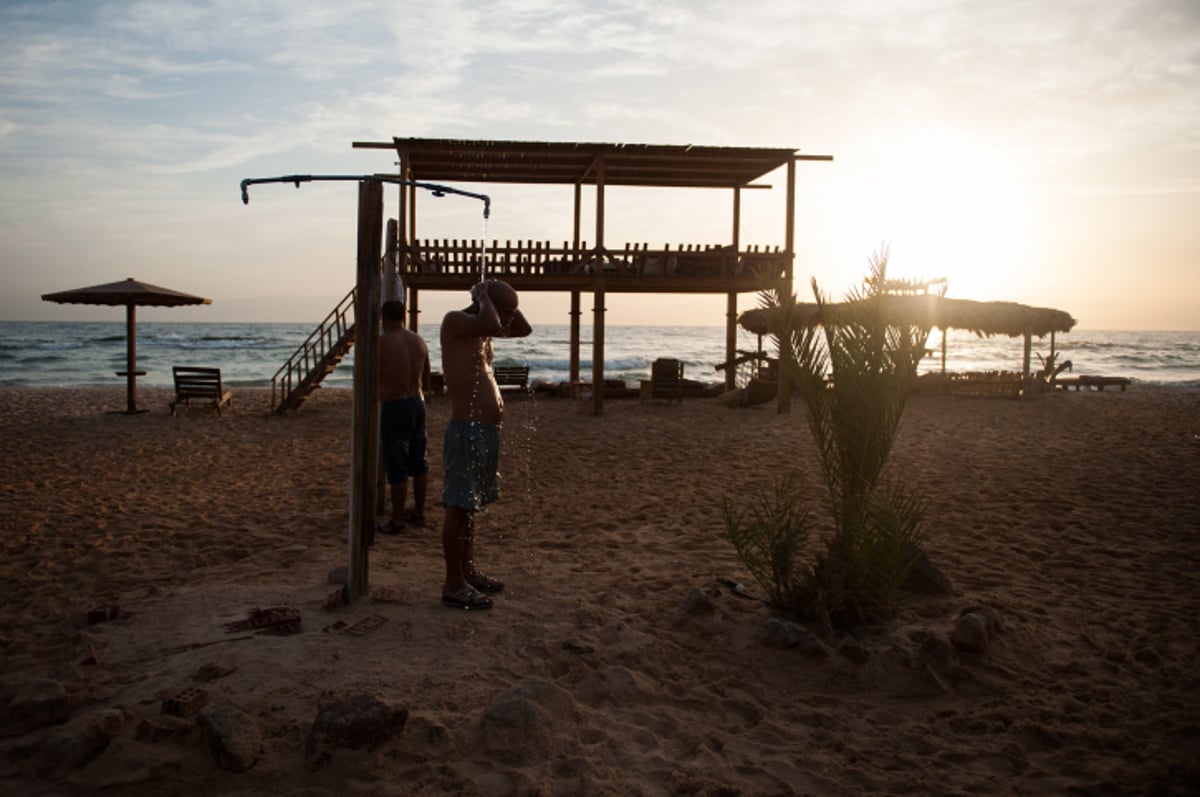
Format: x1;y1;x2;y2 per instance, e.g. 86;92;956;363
379;315;430;402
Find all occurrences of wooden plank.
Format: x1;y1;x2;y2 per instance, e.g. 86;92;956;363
348;179;383;603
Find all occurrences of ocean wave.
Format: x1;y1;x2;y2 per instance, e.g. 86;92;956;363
3;322;1198;390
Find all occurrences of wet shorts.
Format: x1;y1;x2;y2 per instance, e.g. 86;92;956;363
380;396;429;483
441;418;501;511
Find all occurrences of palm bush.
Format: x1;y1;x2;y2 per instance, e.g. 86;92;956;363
724;248;930;629
722;472;814;609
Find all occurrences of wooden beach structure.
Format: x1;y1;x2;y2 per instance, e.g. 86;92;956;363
350;136;833;415
246;138;834;600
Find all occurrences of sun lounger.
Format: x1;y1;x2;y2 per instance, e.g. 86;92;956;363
493;365;530;392
170;366;233;416
1055;375;1131;392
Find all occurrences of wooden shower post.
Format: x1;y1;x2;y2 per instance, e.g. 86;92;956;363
348;179;384;602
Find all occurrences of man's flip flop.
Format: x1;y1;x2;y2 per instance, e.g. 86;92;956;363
467;572;505;594
377;520;404;536
442;586;493;611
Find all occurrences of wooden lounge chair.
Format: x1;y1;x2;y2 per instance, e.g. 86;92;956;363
170;366;233;416
646;358;684;403
493;365;531;393
1055;375;1131;392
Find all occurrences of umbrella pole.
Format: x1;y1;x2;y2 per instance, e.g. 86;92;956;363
125;304;138;413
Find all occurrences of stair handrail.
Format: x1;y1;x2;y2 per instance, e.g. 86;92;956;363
272;288;357;411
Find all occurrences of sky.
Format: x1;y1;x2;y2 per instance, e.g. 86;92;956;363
1;0;1197;330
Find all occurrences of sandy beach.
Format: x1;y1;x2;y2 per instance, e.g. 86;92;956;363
1;384;1198;795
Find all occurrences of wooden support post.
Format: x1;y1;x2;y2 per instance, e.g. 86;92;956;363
592;283;605;415
385;218;398;288
397;154;409;253
348;179;384;602
573;184;582;267
569;291;581;385
725;292;737;391
407;287;419;333
595;156;606;252
1022;329;1032;379
1022;328;1032;397
776;158;798;415
776;279;792;415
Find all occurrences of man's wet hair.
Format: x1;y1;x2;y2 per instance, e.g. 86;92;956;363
381;300;406;324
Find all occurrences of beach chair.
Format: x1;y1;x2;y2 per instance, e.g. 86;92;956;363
646;358;684;403
493;365;531;393
170;366;233;416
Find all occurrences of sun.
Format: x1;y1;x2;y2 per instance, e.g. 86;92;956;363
829;127;1045;302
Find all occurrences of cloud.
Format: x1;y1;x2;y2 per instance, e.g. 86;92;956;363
0;0;1197;326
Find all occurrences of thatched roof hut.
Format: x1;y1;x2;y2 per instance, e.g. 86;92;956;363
737;294;1076;339
737;295;1077;399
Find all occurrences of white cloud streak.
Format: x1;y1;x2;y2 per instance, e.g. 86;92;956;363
0;0;1196;324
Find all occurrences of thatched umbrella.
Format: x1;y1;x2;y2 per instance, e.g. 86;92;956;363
42;277;213;414
738;294;1077;378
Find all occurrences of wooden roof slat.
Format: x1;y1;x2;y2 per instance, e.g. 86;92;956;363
352;136;825;188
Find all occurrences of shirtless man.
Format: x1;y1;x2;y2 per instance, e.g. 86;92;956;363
439;280;532;610
378;300;431;535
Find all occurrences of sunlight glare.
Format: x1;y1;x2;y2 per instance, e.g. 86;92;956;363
833;128;1044;303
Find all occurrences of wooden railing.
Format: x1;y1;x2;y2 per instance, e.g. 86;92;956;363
271;288;356;413
401;239;789;280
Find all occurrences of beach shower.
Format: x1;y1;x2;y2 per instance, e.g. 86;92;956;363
240;173;489;217
240;174;492;282
238;172;492;599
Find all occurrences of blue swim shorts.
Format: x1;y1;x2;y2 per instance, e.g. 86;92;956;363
380;396;429;483
441;418;501;511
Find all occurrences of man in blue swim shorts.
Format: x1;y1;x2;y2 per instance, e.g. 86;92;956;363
439;280;532;610
378;299;431;535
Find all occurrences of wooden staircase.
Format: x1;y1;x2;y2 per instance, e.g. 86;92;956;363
271;288;356;414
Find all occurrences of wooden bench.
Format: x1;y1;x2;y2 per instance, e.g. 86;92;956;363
170;366;233;416
493;365;530;392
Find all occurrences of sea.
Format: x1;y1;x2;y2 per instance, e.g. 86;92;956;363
1;322;1198;390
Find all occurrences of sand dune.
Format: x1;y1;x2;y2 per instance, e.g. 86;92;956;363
1;385;1197;795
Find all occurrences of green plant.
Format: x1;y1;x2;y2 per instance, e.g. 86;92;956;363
722;472;814;610
724;248;930;629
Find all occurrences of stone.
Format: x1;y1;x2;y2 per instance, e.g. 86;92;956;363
192;662;236;683
911;629;959;666
136;714;195;744
951;612;991;653
760;618;832;657
479;680;576;764
680;587;715;616
959;604;1004;635
303;694;408;770
197;703;262;773
837;636;870;664
902;546;956;595
36;708;127;775
2;679;73;736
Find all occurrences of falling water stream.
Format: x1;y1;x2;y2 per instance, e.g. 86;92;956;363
479;217;488;283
